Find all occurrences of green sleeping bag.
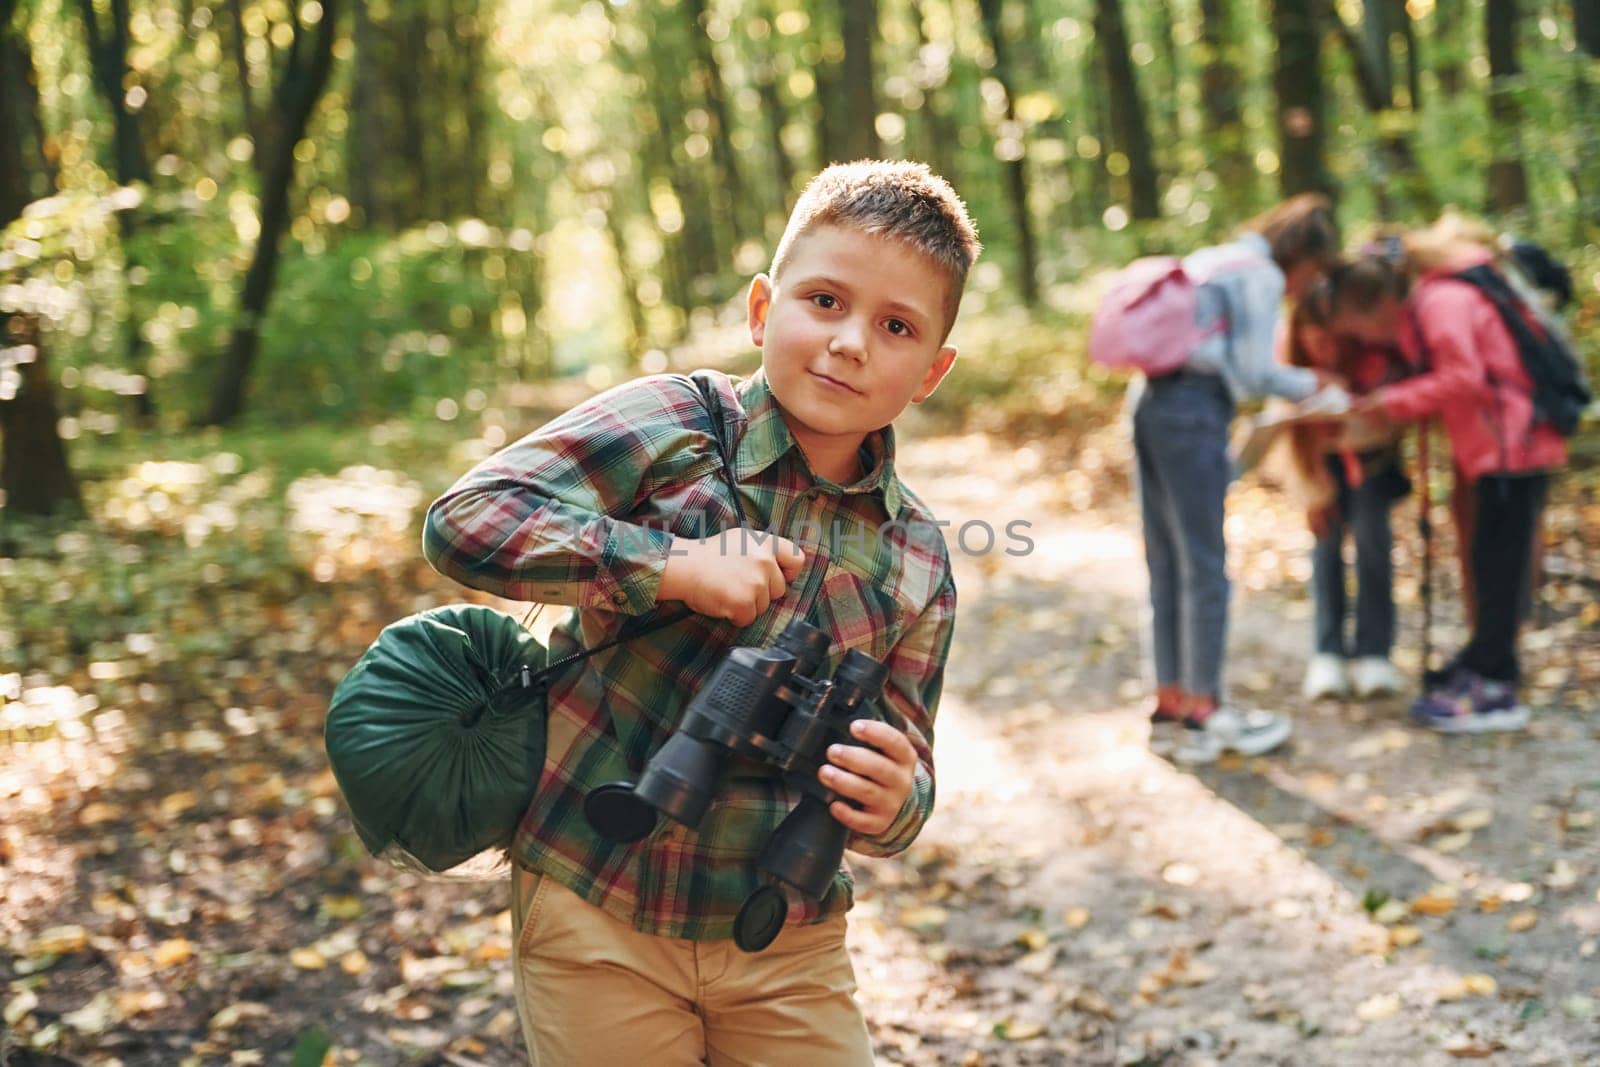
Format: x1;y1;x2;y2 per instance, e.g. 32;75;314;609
324;604;549;875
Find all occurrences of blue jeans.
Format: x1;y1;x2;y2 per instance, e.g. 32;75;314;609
1311;454;1403;659
1133;372;1234;699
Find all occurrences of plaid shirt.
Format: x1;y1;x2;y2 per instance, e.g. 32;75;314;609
423;370;954;940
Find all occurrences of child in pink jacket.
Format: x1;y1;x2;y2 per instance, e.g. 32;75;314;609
1325;230;1566;732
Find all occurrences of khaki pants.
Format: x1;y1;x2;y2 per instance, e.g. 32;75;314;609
511;866;874;1066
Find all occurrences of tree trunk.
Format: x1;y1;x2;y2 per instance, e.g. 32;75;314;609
837;0;881;161
78;0;149;185
599;192;648;365
601;1;695;317
910;0;961;192
1434;0;1464;93
1151;0;1182;153
1360;0;1395;105
1272;0;1331;197
1198;0;1252;202
1580;0;1600;55
1081;25;1114;219
77;0;157;421
347;0;384;227
644;5;718;293
685;0;751;250
752;39;797;226
395;11;430;223
205;2;340;426
0;8;79;523
1094;0;1161;219
976;0;1039;305
1324;0;1435;214
1395;0;1421;109
810;4;843;167
226;0;262;150
451;1;485;219
0;315;81;520
1573;2;1600;226
1485;0;1529;213
0;8;50;219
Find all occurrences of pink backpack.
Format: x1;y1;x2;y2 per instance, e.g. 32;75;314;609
1088;249;1259;375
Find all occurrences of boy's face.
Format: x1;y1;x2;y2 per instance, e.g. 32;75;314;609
747;225;958;466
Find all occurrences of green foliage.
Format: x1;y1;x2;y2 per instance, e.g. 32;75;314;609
0;414;471;674
22;208;528;425
3;0;1597;467
245;226;509;421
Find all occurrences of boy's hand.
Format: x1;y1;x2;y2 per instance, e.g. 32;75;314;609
657;531;805;627
819;719;917;838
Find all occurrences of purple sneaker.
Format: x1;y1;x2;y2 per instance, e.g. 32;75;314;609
1410;670;1530;734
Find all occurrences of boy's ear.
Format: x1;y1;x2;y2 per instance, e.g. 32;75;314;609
747;274;773;346
912;345;958;404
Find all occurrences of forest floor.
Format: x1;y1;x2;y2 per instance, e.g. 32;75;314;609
3;412;1599;1066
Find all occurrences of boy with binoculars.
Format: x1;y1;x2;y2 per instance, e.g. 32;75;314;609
424;161;981;1065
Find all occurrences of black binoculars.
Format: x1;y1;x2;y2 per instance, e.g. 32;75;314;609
584;619;889;952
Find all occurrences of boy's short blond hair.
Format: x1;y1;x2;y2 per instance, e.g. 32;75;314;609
770;160;981;337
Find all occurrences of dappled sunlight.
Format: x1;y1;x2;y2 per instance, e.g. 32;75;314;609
925;694;1026;804
854;680;1581;1061
285;465;423;581
99;454;266;545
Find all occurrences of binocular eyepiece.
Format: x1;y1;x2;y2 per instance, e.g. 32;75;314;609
583;619;889;952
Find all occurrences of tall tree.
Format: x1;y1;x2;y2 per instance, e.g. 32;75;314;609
1358;0;1395;105
1394;0;1422;110
837;0;882;161
976;0;1039;305
77;0;149;186
1485;0;1529;213
205;0;340;425
346;0;384;226
1198;0;1251;201
0;0;50;220
0;2;80;520
444;0;487;219
643;3;719;295
1325;0;1435;213
909;0;961;192
1574;0;1600;226
78;0;156;419
603;2;697;316
684;0;750;251
1149;0;1183;154
1580;0;1600;55
752;4;798;226
1433;0;1465;94
1094;0;1161;219
1271;0;1331;197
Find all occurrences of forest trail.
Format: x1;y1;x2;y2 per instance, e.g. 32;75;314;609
2;423;1597;1066
850;428;1600;1066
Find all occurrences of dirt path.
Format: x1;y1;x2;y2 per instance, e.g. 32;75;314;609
849;430;1600;1066
3;426;1597;1066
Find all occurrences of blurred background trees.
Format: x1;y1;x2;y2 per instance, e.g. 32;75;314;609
1;0;1597;520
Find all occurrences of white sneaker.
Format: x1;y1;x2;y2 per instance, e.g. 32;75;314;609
1350;657;1403;699
1302;654;1349;700
1175;707;1294;764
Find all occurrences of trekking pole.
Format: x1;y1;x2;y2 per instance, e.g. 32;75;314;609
1417;418;1433;681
